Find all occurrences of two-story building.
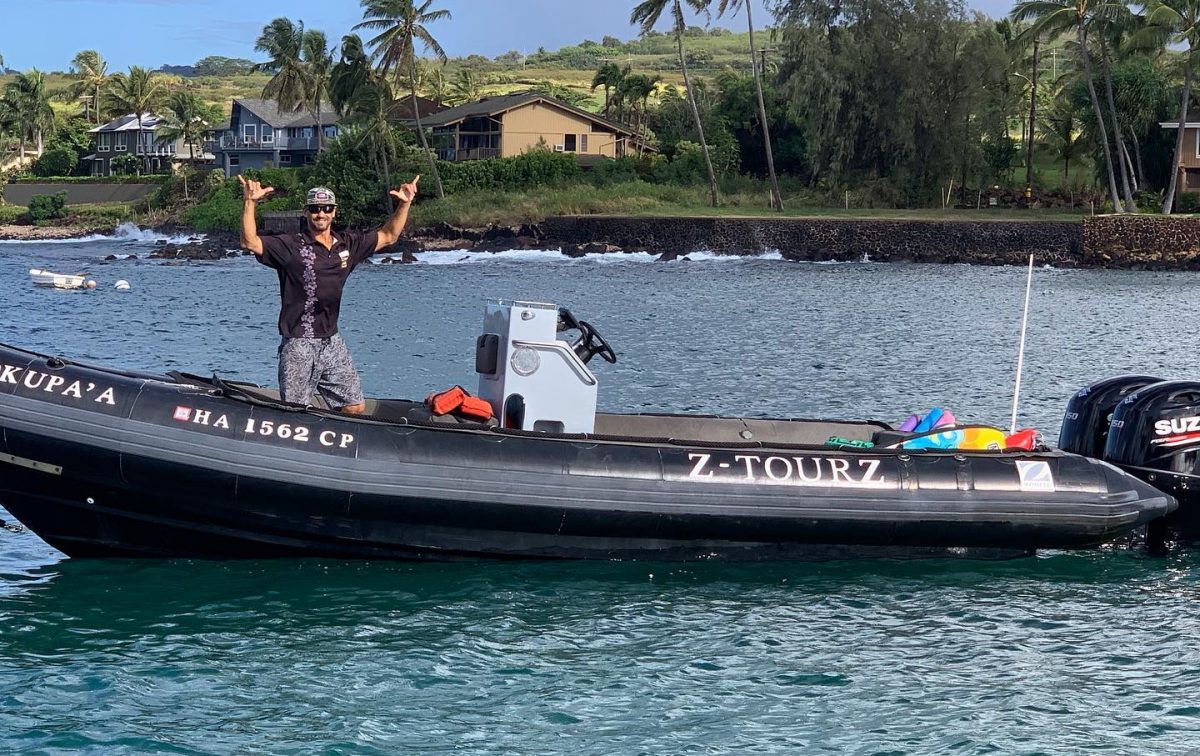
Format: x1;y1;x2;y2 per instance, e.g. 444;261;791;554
86;114;182;177
1160;116;1200;194
420;91;643;162
207;98;340;176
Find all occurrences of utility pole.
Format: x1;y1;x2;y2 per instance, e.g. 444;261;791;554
757;48;776;80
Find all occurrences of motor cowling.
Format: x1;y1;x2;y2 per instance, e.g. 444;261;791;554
1104;380;1200;471
1059;375;1162;458
1104;380;1200;544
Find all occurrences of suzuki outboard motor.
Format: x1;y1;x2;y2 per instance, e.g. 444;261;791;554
1104;380;1200;543
1059;375;1162;458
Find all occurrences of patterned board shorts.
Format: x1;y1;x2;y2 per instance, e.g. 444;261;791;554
277;334;365;409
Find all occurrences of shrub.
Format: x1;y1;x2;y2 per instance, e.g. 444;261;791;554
110;154;141;176
28;191;68;221
31;147;79;177
1177;192;1200;214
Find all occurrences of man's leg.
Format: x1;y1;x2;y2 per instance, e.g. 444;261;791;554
315;334;366;414
278;338;320;405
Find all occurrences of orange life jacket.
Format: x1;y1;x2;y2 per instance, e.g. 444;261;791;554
425;386;494;422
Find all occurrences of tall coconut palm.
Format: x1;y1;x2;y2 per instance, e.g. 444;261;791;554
331;33;375;117
1091;3;1140;210
717;0;782;210
302;30;334;151
69;50;109;124
632;0;719;207
1;70;55;158
105;66;165;173
1012;0;1124;212
355;0;450;199
1142;0;1200;213
256;18;308;113
256;18;332;151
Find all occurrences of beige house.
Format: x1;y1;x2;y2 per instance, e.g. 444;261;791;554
1160;115;1200;191
422;91;644;162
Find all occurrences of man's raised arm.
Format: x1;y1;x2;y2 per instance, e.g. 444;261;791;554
375;175;420;251
238;175;275;256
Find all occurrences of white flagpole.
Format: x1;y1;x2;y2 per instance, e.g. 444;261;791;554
1010;254;1035;434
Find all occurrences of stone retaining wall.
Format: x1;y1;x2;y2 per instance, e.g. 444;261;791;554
541;216;1082;265
1081;215;1200;269
255;212;1200;268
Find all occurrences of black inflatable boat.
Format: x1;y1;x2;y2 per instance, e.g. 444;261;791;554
0;300;1177;560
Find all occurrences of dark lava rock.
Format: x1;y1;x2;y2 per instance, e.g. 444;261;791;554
563;242;622;258
149;241;239;260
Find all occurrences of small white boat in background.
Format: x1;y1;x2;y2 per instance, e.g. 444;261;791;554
29;268;90;290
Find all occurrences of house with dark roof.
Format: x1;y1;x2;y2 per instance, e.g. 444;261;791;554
420;91;644;162
207;98;340;176
86;114;200;177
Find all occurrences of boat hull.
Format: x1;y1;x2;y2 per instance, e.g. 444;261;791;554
0;344;1177;560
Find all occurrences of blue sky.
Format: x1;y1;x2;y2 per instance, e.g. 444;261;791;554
7;0;1014;72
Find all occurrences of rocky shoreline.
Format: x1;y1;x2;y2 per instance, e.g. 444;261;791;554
9;214;1200;269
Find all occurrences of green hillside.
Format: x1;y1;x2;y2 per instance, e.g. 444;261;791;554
0;26;767;120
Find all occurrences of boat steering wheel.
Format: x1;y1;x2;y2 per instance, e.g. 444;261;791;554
557;308;618;365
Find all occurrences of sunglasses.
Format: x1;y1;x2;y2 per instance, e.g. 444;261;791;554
306;204;336;214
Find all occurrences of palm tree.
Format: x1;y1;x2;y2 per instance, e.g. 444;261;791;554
256;18;308;113
1;71;55;158
1091;3;1140;210
331;33;375;117
1142;0;1200;213
1012;0;1124;212
302;30;334;151
449;69;481;105
618;72;660;150
355;0;451;199
631;0;719;207
348;79;406;193
105;66;165;173
256;18;332;151
155;91;213;199
591;62;625;116
1040;100;1082;181
69;50;109;124
717;0;782;210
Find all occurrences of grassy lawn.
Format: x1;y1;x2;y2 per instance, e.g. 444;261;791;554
409;182;1095;228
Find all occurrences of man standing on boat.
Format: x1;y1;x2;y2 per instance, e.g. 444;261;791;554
238;175;420;414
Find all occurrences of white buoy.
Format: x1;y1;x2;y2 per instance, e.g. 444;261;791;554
114;280;131;291
85;280;97;290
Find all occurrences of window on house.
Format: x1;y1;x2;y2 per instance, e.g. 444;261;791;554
261;128;274;143
98;133;110;152
580;134;588;152
280;154;292;164
564;134;577;152
229;155;240;166
114;136;127;152
243;124;256;143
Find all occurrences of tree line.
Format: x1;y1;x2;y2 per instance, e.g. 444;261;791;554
8;0;1200;215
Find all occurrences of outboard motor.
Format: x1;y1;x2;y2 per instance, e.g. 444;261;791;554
1103;380;1200;543
1059;375;1162;458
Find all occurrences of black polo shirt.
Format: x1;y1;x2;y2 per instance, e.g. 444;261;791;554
258;229;380;338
